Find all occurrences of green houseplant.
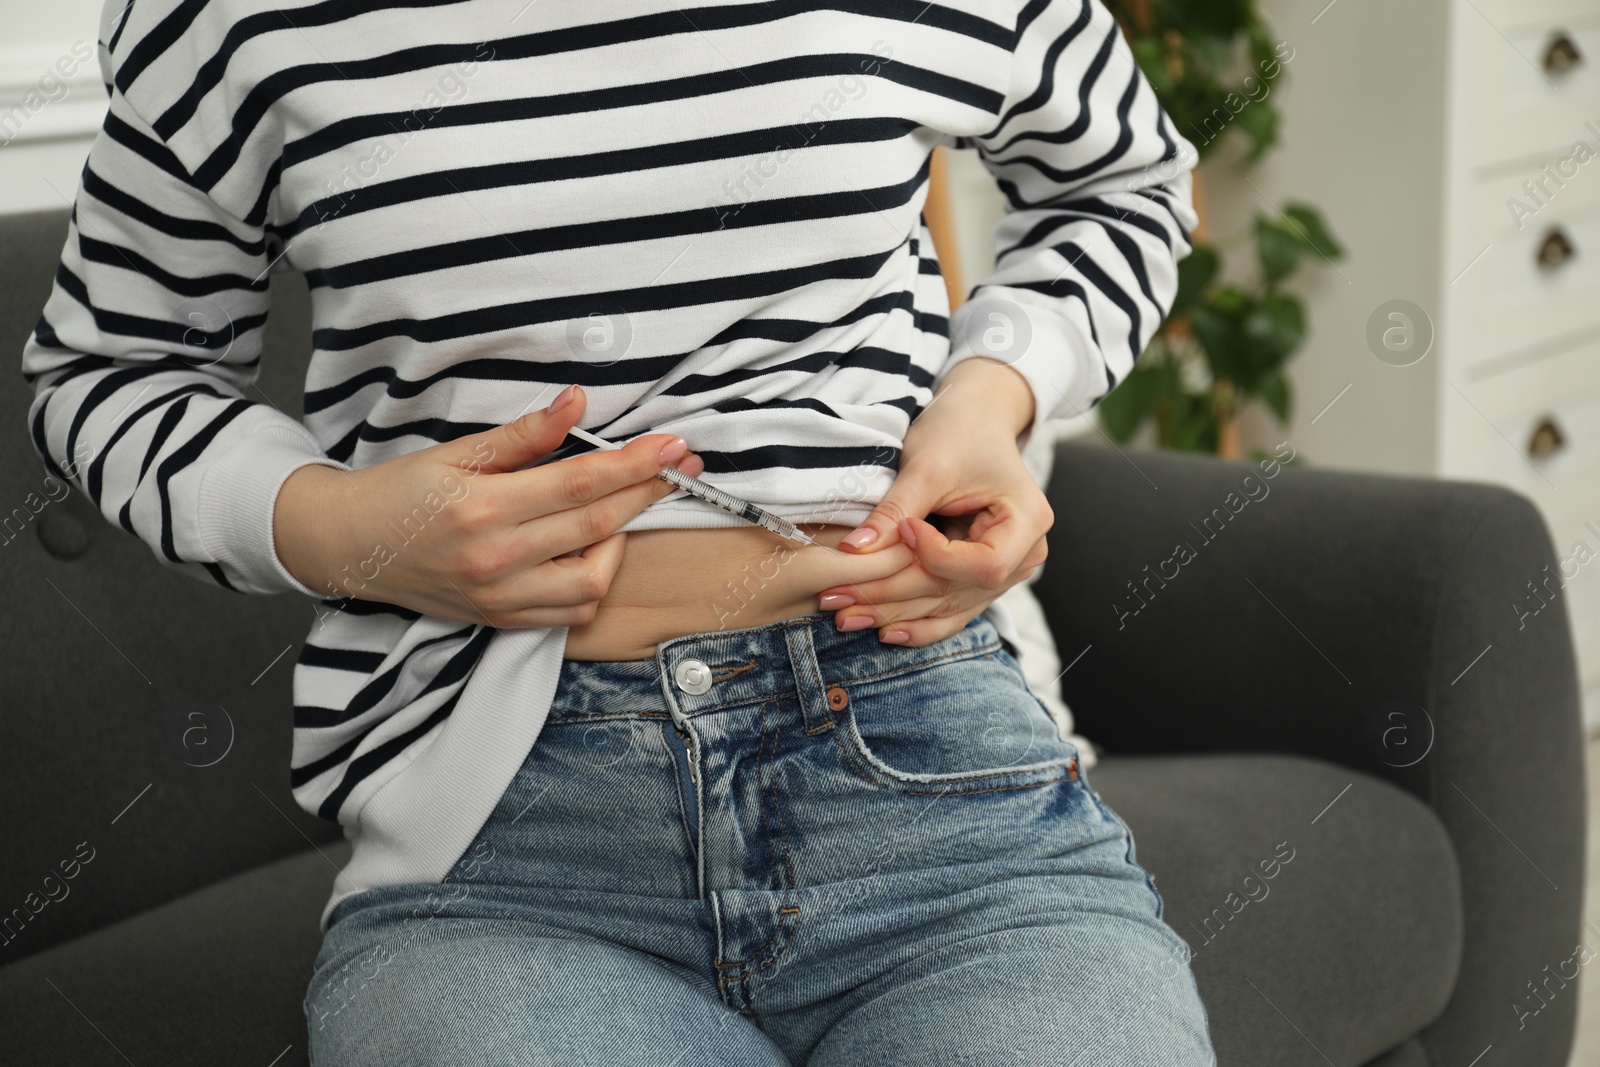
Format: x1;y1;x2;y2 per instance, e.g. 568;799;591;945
1097;0;1343;457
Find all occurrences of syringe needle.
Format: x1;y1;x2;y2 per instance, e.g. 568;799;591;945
566;425;620;452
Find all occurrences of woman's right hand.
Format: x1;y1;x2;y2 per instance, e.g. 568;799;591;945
272;384;703;628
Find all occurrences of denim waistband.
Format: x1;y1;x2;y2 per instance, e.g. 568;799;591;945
549;610;1004;722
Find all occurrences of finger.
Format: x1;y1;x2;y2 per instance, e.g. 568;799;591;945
513;452;704;561
497;428;696;523
818;563;955;613
468;529;630;622
836;462;943;554
835;592;957;631
835;578;1004;631
877;602;992;648
910;505;1044;590
456;382;590;475
559;525;628;580
467;541;620;614
831;549;1041;630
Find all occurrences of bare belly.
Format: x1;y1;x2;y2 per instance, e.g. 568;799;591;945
563;523;917;660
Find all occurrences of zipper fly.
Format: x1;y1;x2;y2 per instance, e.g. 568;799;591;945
668;717;702;860
669;703;700;785
673;724;700;786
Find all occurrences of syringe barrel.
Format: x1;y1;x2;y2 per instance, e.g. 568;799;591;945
657;468;807;543
658;467;765;524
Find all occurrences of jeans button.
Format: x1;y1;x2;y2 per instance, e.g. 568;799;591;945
674;658;713;695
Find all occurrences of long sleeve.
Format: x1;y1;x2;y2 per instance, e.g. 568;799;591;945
934;0;1199;450
18;5;351;597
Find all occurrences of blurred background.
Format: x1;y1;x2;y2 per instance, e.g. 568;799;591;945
5;0;1599;1061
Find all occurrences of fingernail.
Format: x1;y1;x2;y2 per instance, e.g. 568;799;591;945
898;518;918;550
819;593;855;610
658;437;689;465
838;615;874;632
880;629;911;644
675;453;705;477
842;527;878;550
547;384;578;413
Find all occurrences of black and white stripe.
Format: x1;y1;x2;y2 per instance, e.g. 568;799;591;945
21;0;1194;882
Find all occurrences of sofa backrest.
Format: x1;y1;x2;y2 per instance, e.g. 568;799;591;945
0;208;341;963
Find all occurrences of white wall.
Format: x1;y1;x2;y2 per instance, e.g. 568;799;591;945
943;2;1458;468
0;0;109;215
1203;0;1453;475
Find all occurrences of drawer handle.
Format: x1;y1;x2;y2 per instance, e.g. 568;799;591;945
1543;31;1583;75
1528;416;1567;459
1537;227;1577;270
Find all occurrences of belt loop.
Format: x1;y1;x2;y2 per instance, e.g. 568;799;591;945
783;620;834;734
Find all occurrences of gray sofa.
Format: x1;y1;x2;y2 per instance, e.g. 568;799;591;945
0;206;1585;1066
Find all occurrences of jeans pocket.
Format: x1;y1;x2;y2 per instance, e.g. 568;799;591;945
833;638;1082;797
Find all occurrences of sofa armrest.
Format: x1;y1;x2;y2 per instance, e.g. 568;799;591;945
1034;438;1585;1065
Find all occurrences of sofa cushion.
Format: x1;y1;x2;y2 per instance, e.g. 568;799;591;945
0;841;349;1067
1090;753;1464;1067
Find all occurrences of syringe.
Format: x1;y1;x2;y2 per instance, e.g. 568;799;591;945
564;425;827;550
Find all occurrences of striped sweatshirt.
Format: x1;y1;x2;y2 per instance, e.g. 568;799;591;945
21;0;1196;928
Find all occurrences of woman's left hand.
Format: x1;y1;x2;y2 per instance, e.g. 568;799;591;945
822;357;1053;646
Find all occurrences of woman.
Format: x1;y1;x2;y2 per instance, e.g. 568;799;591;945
23;0;1212;1062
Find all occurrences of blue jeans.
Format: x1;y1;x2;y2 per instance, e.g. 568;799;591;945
304;611;1215;1066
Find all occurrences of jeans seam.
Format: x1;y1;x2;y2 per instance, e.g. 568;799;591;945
1089;785;1167;920
717;908;804;984
548;710;671;725
661;721;699;863
828;639;1003;690
718;700;802;983
558;639;1001;723
714;915;792;978
828;720;888;788
904;775;1074;797
761;698;799;901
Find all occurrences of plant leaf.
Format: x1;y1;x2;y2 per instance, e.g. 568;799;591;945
1189;299;1245;385
1171;244;1220;318
1207;286;1251;315
1163;390;1218;453
1235;99;1279;161
1131;38;1174;96
1246;23;1278;71
1282;203;1345;260
1254;217;1302;285
1259;369;1291;422
1098;361;1165;441
1186;32;1236;76
1241;294;1306;374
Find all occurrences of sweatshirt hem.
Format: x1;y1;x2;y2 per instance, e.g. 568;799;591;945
319;624;570;931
